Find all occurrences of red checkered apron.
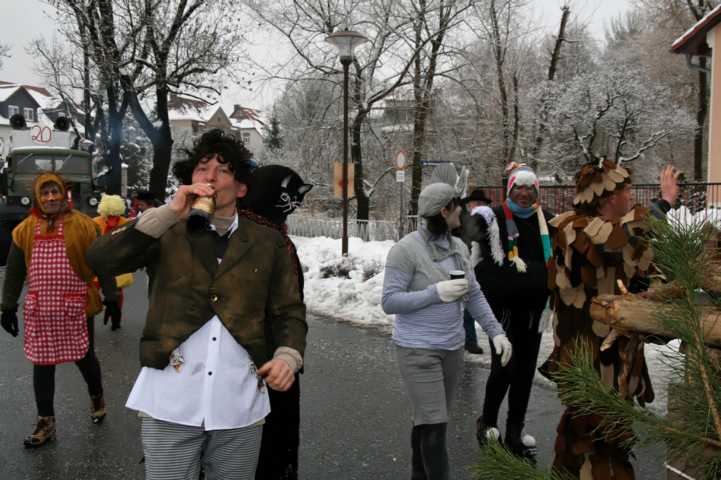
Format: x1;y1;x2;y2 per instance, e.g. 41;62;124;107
23;219;89;365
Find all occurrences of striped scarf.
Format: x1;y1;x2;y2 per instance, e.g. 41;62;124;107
501;201;552;272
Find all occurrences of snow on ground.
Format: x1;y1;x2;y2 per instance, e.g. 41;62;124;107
293;234;679;413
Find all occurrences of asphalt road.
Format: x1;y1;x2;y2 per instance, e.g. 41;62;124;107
0;271;665;479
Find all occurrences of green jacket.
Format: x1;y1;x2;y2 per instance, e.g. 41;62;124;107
86;216;307;369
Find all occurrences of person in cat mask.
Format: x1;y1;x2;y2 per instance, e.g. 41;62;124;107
87;129;307;480
240;164;312;480
1;171;120;448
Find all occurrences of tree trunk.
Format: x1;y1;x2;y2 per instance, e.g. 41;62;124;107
149;138;172;199
530;5;570;170
589;294;721;348
694;64;708;181
351;116;369;221
489;0;509;180
149;83;173;201
410;104;429;217
106;105;123;194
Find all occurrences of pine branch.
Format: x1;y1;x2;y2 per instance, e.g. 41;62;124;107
473;441;574;480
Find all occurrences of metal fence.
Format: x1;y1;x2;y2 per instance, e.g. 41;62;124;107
288;183;721;242
287;215;407;242
478;183;721;215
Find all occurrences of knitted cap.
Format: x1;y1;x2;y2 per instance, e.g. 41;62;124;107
506;165;539;197
418;183;457;217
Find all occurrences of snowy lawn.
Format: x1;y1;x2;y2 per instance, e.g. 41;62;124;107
293;234;679;413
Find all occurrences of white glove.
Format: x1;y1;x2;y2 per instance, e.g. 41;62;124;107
435;279;469;303
492;334;513;367
470;241;482;267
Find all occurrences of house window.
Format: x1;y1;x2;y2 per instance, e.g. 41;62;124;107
242;132;251;145
24;108;34;122
8;105;19;117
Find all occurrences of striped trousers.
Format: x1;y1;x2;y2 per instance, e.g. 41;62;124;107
140;416;263;480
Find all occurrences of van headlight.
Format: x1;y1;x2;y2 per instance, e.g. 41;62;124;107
20;196;31;206
88;197;99;207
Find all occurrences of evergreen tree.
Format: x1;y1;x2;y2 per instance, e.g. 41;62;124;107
264;116;283;151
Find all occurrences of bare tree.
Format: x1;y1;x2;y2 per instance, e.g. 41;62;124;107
122;0;244;199
53;0;147;193
528;3;571;169
540;65;694;180
403;0;482;215
50;0;244;198
245;0;455;220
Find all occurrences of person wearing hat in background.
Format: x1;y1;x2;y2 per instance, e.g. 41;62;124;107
461;163;554;461
0;172;120;447
93;193;135;331
459;189;493;354
128;190;160;219
382;182;512;480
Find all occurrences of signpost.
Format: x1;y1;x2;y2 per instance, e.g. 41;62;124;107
394;150;407;238
333;161;355;199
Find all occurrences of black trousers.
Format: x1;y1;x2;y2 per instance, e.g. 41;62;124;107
255;373;301;480
33;316;103;417
481;309;542;435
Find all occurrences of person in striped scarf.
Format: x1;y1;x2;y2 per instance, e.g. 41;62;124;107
462;163;554;462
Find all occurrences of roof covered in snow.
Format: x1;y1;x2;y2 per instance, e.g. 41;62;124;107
671;4;721;55
168;94;266;133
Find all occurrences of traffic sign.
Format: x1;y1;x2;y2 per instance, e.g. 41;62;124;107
396;170;405;183
394;149;407;170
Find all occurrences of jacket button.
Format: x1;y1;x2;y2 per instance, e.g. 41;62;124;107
211;294;219;303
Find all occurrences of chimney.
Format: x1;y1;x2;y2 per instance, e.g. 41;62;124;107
232;104;242;118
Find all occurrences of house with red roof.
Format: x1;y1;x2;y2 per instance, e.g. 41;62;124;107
672;5;721;189
168;94;266;162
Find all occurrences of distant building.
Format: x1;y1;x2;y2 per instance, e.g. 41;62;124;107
167;94;266;163
672;5;721;188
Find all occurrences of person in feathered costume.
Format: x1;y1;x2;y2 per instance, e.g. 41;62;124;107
93;194;133;330
542;160;680;479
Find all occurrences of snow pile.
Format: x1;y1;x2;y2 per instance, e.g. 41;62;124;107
667;205;721;228
293;236;395;329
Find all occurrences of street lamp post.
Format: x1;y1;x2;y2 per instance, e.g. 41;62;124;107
325;30;368;256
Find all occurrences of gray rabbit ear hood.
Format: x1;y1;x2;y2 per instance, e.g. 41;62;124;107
429;164;458;188
418;183;456;217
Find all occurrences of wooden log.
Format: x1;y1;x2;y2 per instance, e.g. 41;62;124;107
589;294;721;348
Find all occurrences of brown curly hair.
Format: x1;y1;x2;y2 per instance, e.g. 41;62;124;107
172;129;254;185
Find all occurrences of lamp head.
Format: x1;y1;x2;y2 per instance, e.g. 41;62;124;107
325;30;368;62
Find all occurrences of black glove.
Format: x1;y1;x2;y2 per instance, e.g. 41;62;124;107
1;309;19;337
103;301;121;328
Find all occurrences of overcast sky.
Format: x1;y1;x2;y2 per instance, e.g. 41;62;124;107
0;0;634;110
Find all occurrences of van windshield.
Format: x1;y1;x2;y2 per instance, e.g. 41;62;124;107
14;154;90;175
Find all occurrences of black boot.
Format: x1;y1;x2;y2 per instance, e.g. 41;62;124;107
417;423;449;480
411;426;426;480
504;422;537;464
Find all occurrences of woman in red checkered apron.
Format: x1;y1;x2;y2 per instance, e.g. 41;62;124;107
1;173;120;448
